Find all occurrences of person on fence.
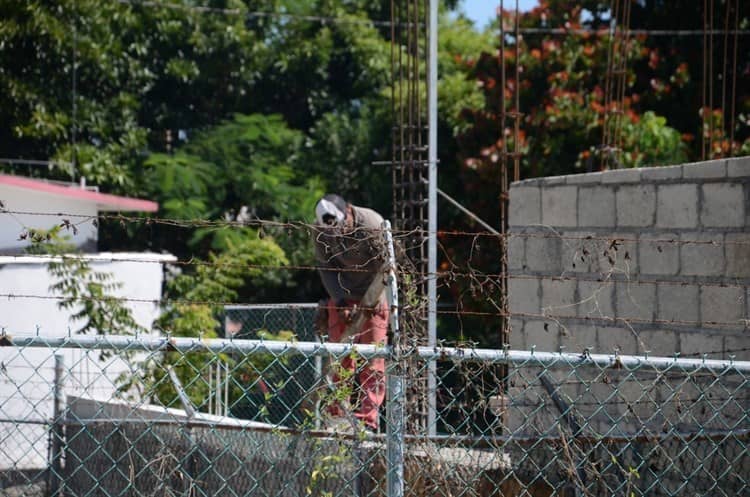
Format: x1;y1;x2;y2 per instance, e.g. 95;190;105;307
313;193;389;431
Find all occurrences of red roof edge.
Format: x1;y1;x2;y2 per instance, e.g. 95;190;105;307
0;174;158;212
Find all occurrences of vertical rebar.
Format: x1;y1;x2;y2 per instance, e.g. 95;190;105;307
729;0;739;155
513;0;521;184
391;0;429;434
702;0;709;160
498;0;509;350
721;0;731;152
709;0;715;157
48;354;64;497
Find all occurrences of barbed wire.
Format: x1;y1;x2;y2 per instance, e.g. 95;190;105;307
2;209;749;247
3;252;748;291
1;292;747;330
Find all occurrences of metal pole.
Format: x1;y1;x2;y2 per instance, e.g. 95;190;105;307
384;221;404;497
208;363;213;414
168;367;196;418
216;360;221;416
48;354;65;497
426;0;438;439
437;188;499;235
224;362;229;417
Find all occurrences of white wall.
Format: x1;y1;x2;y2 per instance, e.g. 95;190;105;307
0;185;98;252
0;253;174;469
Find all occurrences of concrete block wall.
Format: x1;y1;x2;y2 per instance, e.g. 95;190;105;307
507;156;750;359
506;157;750;439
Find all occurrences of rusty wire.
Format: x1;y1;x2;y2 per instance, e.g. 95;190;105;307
5;208;750;248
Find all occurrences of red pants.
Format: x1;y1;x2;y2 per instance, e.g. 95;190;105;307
326;298;388;429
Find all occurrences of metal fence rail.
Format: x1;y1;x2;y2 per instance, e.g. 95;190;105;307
0;334;748;497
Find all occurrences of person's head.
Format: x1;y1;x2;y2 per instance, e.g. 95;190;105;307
315;194;351;228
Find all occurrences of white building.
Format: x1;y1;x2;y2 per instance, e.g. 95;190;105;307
0;173;175;470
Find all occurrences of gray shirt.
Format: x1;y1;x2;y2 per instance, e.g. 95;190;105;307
313;205;386;301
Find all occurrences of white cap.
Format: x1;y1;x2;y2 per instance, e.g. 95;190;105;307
315;197;346;226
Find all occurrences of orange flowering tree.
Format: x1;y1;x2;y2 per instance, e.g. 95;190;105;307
453;3;691;184
448;1;749;188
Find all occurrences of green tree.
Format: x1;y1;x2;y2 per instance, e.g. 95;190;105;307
142;233;290;409
0;0;275;188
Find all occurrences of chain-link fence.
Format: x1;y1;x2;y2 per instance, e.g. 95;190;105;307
0;333;748;497
222;304;321;426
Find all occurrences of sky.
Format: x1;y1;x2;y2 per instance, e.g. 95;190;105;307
462;0;538;28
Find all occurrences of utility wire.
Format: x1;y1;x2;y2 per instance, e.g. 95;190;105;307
115;0;395;26
113;0;750;35
517;27;750;36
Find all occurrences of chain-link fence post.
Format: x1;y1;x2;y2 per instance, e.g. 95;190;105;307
48;354;64;497
384;221;405;497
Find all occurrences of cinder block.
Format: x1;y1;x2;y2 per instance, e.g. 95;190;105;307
506;385;541;434
577;384;610;431
616;184;656;227
701;183;745;228
641;165;682;181
682;159;727;179
587;380;619;417
725;233;750;278
524;319;560;352
541;186;577;227
601;168;642;184
606;380;648;431
657;184;699;228
509;186;541;226
680;332;722;359
727;156;750;178
525;233;562;273
636;329;679;356
507;232;525;270
541;175;567;185
616;281;656;322
639;232;680;275
700;285;745;326
605;232;639;276
578;280;614;319
680;232;724;276
541;278;578;318
724;334;750;361
512;178;542;187
714;396;745;431
561;231;599;273
566;172;603;185
508;277;540;315
598;326;638;355
562;232;637;276
559;324;597;354
578;186;616;227
657;284;700;324
509;319;525;349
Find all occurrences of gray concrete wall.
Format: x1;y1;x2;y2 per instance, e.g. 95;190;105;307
508;156;750;360
506;157;750;444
